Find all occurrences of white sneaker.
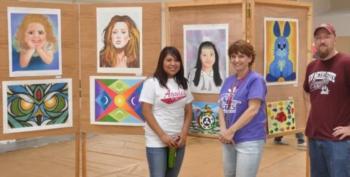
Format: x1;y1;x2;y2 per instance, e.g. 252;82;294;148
297;142;307;150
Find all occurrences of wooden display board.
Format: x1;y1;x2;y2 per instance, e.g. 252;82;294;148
79;3;161;135
0;2;80;141
251;0;312;137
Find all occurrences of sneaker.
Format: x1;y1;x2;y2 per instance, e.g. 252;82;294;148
274;140;289;145
297;142;307;150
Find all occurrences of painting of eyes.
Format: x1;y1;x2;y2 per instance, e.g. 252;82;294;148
2;79;73;134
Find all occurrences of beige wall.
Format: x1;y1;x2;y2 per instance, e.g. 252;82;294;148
336;36;350;54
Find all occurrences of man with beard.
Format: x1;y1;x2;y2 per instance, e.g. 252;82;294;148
303;23;350;177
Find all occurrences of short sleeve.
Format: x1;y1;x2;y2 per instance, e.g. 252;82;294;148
248;77;267;101
185;88;194;104
139;78;156;104
303;65;310;93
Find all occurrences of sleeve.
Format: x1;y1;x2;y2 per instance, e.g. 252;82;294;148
303;65;310;93
218;78;229;108
139;78;156;104
248;76;267;101
185;88;194;104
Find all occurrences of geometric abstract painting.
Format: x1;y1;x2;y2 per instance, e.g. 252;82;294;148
90;76;145;126
190;101;220;137
266;99;296;135
2;79;73;134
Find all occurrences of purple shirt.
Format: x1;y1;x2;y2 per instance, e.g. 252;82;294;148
219;71;267;143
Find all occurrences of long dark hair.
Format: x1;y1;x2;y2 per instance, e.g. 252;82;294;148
154;47;188;89
193;41;222;86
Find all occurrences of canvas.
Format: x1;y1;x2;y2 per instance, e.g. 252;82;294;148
2;79;73;133
191;101;220;137
266;99;296;135
7;7;62;77
90;76;145;126
264;18;298;86
184;24;228;94
96;7;143;74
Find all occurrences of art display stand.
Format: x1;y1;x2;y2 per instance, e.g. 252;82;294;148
79;2;162;177
0;0;311;177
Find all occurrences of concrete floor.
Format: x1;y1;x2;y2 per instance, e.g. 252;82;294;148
0;134;306;177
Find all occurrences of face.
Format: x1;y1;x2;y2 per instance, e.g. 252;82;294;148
200;47;216;70
314;28;336;59
163;54;181;78
25;22;47;47
111;22;130;49
230;52;252;73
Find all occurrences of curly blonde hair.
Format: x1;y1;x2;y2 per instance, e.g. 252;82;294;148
15;14;56;50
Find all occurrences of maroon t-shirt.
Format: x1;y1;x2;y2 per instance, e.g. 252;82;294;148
303;52;350;141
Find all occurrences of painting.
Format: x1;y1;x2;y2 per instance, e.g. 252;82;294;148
264;17;298;85
266;99;296;135
8;7;62;77
191;101;220;137
90;76;145;126
184;24;228;94
2;79;73;134
96;7;142;74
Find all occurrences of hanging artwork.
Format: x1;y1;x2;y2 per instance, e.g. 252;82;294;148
2;79;73;134
184;24;229;94
191;101;220;136
90;76;145;126
8;7;62;77
264;17;298;85
266;99;296;135
96;7;143;74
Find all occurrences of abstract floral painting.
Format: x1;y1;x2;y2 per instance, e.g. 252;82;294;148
266;99;296;135
264;17;298;85
2;79;73;134
90;76;145;125
191;101;220;137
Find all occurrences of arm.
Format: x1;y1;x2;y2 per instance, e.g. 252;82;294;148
177;103;192;147
36;47;54;64
221;99;262;142
141;102;178;148
218;108;232;144
19;49;35;68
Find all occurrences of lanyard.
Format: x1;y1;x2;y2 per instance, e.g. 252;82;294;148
226;71;250;108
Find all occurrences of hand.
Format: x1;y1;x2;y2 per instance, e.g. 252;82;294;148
25;39;35;49
116;55;127;67
176;134;186;147
333;126;350;140
160;134;178;148
218;129;234;144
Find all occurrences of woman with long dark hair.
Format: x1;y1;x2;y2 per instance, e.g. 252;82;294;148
188;41;222;93
139;46;193;177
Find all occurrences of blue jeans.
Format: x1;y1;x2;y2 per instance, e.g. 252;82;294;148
308;139;350;177
222;140;265;177
146;146;185;177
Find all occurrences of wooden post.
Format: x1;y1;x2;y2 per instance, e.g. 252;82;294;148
82;132;87;177
75;132;81;177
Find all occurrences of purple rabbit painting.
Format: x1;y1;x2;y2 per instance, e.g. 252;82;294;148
266;21;296;82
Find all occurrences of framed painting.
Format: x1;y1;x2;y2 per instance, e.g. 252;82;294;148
191;101;220;137
8;7;62;77
96;7;143;74
2;79;73;133
184;24;229;94
90;76;145;126
266;99;296;135
264;17;298;86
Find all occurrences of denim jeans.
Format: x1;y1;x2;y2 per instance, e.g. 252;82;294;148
222;140;265;177
308;139;350;177
146;146;185;177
